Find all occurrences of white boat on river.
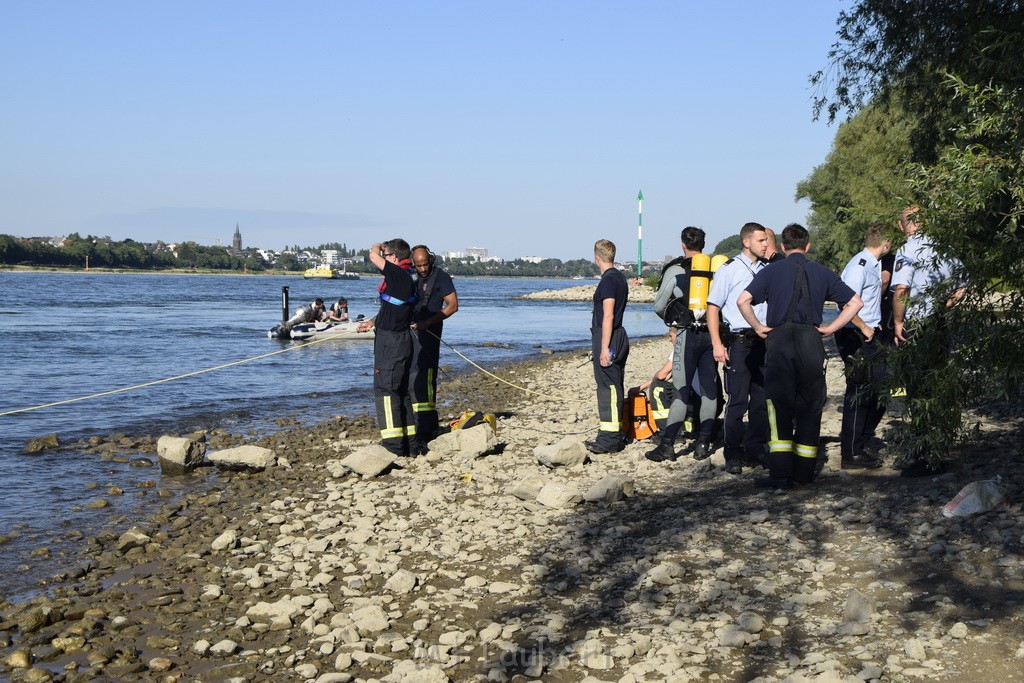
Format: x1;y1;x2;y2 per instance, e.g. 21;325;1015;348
287;319;374;341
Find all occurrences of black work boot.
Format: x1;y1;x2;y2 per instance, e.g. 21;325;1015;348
692;436;714;460
644;437;677;463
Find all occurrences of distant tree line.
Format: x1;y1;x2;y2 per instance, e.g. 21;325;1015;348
0;234;267;271
0;234;606;278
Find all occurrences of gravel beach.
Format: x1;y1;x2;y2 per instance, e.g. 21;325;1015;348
2;336;1023;682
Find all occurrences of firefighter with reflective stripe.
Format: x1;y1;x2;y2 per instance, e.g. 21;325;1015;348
357;239;419;456
585;239;630;454
737;223;863;489
409;245;459;454
645;226;719;463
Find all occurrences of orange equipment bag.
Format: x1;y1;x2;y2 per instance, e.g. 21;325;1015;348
622;388;658;441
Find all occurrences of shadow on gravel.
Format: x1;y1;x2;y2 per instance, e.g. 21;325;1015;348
488;426;1023;680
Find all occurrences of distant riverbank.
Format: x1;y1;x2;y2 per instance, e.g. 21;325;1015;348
519;281;656;303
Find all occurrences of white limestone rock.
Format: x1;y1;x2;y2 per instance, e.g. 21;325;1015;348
510;474;550;501
536;482;583;509
428;424;497;459
156;435;207;474
584;475;634;503
534;436;589;468
338;446;397;477
208;445;276;471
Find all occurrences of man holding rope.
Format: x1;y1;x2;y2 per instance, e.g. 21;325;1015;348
409;244;459;454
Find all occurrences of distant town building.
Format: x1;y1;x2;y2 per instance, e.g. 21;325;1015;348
479;255;503;263
465;247;488;260
442;251;464;260
232;223;242;250
321;249;341;265
519;256;545;264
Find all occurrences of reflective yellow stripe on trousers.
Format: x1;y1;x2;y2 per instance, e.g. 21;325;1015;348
599;385;620;432
765;399;794;453
380;396;416;439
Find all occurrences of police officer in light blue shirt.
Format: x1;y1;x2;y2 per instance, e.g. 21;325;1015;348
706;222;770;475
835;223;892;469
889;206;967;477
891;207;964;342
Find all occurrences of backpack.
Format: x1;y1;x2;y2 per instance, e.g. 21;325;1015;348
655;256;695;328
622;389;658;441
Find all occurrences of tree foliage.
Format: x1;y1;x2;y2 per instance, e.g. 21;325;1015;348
796;97;915;271
809;2;1024;464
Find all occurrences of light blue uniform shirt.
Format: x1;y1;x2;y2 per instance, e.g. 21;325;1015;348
706;252;765;330
890;233;961;319
840;248;882;329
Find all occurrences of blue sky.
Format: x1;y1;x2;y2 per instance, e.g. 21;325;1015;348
1;1;847;262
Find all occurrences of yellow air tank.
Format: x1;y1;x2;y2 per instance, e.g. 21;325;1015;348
688;253;712;310
711;254;729;273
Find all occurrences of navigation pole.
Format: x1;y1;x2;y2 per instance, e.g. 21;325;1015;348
636;189;644;279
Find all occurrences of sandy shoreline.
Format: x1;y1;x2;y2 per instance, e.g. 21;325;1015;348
1;337;1023;682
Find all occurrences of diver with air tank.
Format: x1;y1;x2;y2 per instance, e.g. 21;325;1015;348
645;227;730;463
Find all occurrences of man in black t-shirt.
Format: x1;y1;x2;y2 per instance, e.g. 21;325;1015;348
357;238;418;456
409;245;459;452
586;239;630;454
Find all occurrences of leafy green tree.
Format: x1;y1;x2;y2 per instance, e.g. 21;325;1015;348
711;235;742;257
810;2;1024;465
275;252;302;271
796;98;915;270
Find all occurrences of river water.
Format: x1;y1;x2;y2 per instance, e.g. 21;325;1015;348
0;271;667;599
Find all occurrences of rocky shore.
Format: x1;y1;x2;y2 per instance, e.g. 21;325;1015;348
2;338;1023;682
518;282;656;303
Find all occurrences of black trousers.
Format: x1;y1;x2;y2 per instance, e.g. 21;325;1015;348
834;327;887;459
591;326;629;448
410;329;441;442
373;328;415;455
764;323;826;484
722;337;768;464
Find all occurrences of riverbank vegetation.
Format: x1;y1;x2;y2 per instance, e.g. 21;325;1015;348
803;0;1024;465
0;234;602;278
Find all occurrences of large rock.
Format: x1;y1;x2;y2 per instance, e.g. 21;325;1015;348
208;445;276;471
246;598;304;630
116;528;151;553
584;475;634;503
351;605;391;634
338;446;397;477
427;424;496;459
536;482;583;509
22;434;60;455
534;437;588;468
157;435;207;474
510;473;550;501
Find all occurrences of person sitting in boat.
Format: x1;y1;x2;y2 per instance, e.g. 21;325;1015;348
328;298;349;322
309;298;328;323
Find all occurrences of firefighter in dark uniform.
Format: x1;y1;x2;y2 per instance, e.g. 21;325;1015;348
409;245;459;453
737;224;864;489
357;239;418;456
585;239;630;454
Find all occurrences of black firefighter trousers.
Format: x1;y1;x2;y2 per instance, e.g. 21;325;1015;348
374;328;415;456
764;323;826;484
591;326;629;449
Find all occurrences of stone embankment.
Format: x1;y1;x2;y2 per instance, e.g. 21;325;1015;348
2;339;1024;682
519;281;656;303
